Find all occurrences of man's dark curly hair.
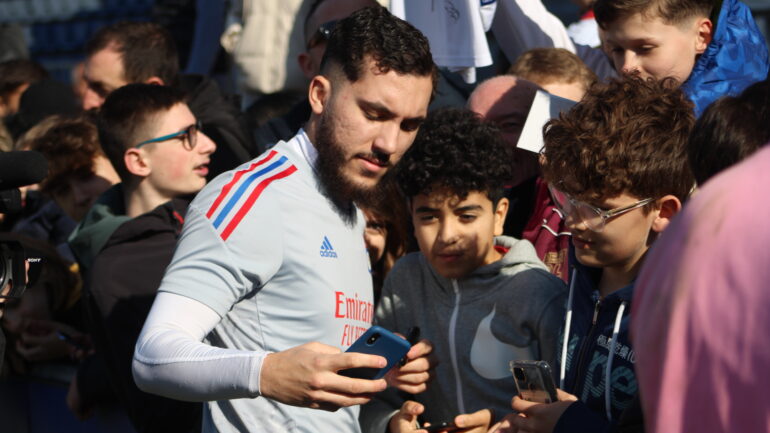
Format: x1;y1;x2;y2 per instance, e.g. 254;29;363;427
541;76;695;205
320;6;438;96
397;107;512;203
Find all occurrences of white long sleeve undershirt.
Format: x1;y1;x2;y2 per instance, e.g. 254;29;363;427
132;291;268;402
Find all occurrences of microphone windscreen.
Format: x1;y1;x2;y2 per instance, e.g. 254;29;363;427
0;151;48;189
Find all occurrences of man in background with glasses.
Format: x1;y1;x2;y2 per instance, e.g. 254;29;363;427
490;76;695;433
66;83;214;430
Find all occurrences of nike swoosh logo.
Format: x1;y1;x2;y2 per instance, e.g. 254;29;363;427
469;305;532;380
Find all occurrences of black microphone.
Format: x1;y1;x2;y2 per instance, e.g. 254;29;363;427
0;151;48;189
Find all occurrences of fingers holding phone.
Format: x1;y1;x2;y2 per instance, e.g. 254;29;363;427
388;400;429;433
259;341;388;411
387;338;437;394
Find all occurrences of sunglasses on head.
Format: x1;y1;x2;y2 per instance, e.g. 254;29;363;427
306;20;338;50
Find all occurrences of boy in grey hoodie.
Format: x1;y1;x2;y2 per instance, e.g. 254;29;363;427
360;108;567;433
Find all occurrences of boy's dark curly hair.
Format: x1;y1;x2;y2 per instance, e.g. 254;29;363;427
541;76;695;205
397;107;512;203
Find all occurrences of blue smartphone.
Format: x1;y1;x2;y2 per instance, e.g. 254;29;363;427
339;325;411;380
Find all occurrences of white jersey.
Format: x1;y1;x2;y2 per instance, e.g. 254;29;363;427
153;130;374;432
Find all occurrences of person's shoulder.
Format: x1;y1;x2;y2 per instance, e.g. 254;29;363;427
194;145;302;208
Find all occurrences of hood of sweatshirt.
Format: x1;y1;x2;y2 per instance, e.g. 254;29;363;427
68;183;129;273
423;235;552;303
682;0;769;116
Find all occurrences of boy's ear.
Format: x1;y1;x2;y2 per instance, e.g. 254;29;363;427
124;148;151;178
651;194;681;233
694;18;713;54
308;75;332;116
493;197;509;236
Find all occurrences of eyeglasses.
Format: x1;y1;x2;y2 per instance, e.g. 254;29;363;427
548;184;655;232
134;121;202;150
306;20;338;50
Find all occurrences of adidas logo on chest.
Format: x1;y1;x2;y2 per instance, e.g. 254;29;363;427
319;236;338;258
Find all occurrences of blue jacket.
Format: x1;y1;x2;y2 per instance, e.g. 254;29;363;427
553;254;638;433
683;0;769;116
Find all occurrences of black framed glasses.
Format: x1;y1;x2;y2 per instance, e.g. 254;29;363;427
548;184;655;233
306;20;338;50
134;121;202;151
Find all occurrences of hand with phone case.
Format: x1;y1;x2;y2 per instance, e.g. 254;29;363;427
339;326;412;379
259;341;390;412
385;329;437;395
488;362;578;433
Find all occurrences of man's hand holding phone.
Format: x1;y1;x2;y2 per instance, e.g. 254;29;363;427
259;341;388;411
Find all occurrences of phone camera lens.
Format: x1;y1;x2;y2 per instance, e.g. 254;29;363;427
366;333;379;345
514;367;526;381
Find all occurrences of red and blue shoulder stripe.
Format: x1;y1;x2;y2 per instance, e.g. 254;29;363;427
206;150;297;240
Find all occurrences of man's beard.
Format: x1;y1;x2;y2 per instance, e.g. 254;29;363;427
314;112;390;218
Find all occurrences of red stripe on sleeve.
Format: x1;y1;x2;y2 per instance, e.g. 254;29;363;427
219;165;298;241
206;150;278;219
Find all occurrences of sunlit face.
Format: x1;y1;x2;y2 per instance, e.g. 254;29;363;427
468;76;541;187
311;58;433;206
567;191;659;272
137;103;216;199
412;188;508;279
602;12;710;82
82;46;129;110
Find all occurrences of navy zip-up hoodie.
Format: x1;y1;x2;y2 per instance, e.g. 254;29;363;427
553;250;638;433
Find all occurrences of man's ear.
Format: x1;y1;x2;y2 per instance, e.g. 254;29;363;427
651;194;682;233
308;75;331;116
143;76;165;86
694;18;713;54
297;52;316;80
124;148;151;177
493;197;510;236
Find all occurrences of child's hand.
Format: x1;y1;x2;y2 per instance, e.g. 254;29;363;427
448;407;494;432
388;400;427;433
506;389;578;433
386;339;437;394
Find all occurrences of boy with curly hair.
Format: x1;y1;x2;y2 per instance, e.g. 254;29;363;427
360;108;566;433
492;76;696;433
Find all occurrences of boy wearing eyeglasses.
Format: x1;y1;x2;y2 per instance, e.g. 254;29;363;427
66;83;215;430
490;76;696;433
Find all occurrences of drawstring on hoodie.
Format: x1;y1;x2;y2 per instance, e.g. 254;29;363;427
604;301;626;421
559;267;628;421
448;279;465;415
559;271;577;389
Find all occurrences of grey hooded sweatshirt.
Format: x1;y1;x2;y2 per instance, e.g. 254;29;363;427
360;236;567;432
